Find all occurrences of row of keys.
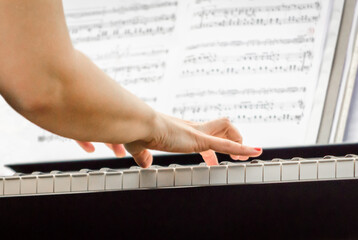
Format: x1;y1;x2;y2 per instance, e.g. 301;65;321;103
0;155;357;196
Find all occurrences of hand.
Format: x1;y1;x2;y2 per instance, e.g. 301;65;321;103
124;113;262;168
75;113;262;168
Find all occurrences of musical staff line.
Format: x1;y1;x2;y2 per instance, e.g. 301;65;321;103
191;15;320;29
181;63;312;77
172;100;305;124
71;25;175;43
193;2;321;18
66;2;178;19
173;100;305;114
92;48;168;61
175;87;307;98
186;36;315;50
192;2;321;29
66;2;178;44
183;51;313;64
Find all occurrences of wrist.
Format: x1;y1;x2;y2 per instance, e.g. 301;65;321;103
142;110;166;144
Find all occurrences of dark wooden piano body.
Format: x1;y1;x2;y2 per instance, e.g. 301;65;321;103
3;143;358;239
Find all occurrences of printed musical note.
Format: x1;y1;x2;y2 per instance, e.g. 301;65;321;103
0;0;336;165
65;1;178;43
37;134;71;143
175;87;307;98
191;2;321;29
172;100;305;124
186;36;315;50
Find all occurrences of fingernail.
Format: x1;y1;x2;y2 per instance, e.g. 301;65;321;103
254;147;262;152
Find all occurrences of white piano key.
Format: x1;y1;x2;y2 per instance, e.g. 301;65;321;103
88;171;105;191
246;163;263;183
0;178;3;195
336;157;354;178
37;174;54;193
4;176;21;195
20;175;37;194
299;160;317;180
192;165;209;186
157;167;175;187
227;163;245;184
345;155;358;178
318;159;336;179
105;171;123;190
122;169;140;190
263;162;281;182
54;173;71;193
71;172;88;192
209;165;227;185
140;168;157;188
173;165;192;186
281;161;299;181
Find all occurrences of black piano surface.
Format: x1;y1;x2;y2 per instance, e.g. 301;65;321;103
3;143;358;239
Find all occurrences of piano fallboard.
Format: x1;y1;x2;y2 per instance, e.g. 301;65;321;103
3;143;358;239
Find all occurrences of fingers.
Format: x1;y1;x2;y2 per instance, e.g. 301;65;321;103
230;155;249;161
131;149;153;168
76;141;127;158
75;141;95;153
200;118;242;143
105;144;126;158
199;118;252;160
199;150;219;166
125;142;153;168
204;135;262;157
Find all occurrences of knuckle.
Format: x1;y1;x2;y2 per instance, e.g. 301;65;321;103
221;117;231;124
193;137;208;153
238;144;246;154
193;142;206;153
194;122;205;132
220;117;232;129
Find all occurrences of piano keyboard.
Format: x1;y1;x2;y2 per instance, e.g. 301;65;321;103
1;154;358;197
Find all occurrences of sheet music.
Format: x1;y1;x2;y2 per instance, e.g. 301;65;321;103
0;0;336;164
167;0;332;147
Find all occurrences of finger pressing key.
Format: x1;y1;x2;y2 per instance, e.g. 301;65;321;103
200;150;219;166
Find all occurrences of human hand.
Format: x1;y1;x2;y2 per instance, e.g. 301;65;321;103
123;113;262;168
75;113;262;168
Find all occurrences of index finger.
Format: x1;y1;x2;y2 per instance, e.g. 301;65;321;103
205;135;262;157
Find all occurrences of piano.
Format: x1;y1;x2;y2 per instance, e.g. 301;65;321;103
2;143;358;239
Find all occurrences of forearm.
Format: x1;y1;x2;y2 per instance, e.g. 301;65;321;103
19;50;157;144
0;0;263;167
0;0;157;144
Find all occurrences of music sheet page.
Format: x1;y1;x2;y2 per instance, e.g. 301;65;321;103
0;0;334;165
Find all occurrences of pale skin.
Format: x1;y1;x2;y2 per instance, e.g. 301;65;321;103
0;0;262;168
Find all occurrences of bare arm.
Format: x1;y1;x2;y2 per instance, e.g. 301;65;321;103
0;0;262;167
0;0;156;143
